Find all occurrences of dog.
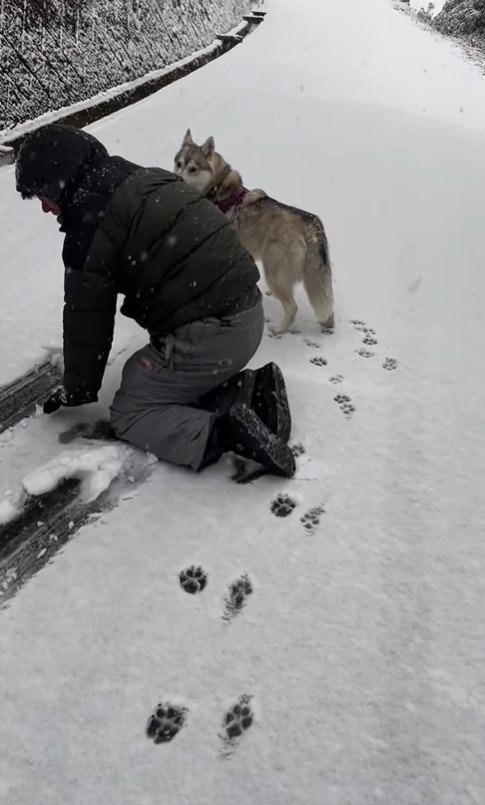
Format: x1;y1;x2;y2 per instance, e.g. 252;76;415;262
173;130;334;334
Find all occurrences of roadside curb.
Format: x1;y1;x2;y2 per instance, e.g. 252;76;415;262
2;12;266;154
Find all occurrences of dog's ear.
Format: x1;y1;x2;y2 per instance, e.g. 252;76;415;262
183;129;194;145
201;136;215;158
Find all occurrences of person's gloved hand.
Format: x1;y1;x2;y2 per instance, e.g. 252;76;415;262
43;386;68;414
43;385;96;414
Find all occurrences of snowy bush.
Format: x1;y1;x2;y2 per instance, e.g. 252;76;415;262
0;0;252;133
433;0;485;36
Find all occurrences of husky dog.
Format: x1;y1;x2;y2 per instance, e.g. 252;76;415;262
174;130;334;334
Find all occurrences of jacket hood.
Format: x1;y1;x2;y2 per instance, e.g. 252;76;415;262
15;124;109;204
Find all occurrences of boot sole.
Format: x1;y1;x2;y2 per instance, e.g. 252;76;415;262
254;363;292;442
228;404;295;478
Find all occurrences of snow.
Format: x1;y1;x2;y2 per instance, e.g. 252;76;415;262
410;0;446;16
22;444;134;499
0;496;19;526
1;0;485;802
0;443;147;525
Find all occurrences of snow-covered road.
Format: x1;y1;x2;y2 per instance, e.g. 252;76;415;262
1;0;485;802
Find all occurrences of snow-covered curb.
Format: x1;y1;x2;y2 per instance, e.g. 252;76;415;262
0;145;14;166
0;19;253;145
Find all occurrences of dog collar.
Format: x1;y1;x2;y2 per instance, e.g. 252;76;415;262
217;186;248;216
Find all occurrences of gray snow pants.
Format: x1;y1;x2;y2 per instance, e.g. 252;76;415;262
109;297;264;470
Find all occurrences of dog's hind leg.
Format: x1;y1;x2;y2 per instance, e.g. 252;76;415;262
269;286;298;334
303;256;334;331
263;248;300;334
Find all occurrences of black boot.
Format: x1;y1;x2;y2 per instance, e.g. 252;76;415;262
197;363;291;442
197;370;255;416
215;403;295;478
253;363;291;442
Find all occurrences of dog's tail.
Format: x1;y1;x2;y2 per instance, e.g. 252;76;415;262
302;217;334;330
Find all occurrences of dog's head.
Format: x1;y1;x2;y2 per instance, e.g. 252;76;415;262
173;129;216;194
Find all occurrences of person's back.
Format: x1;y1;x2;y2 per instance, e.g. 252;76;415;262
15;124;295;478
85;165;262;330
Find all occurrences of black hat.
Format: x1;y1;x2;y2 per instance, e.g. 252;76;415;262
15;123;108;203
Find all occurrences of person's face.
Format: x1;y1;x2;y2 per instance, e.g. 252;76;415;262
37;195;61;216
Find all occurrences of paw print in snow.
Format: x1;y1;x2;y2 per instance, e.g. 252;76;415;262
271;494;296;517
310;356;327;367
291;442;306;457
304;339;320;348
224;574;253;620
179;565;208;594
350;319;376;335
223;696;254;741
146;703;187;744
329;374;344;384
267;328;283;340
383;358;398;371
300;504;325;533
334;393;355;417
356;349;374;358
363;335;378;346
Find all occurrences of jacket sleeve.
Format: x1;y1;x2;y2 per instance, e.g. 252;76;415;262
62;258;117;403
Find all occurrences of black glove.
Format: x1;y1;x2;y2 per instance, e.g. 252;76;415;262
43;385;96;414
43;386;68;414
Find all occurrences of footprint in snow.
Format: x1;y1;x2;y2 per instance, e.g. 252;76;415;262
352;319;402;366
363;335;378;346
179;565;208;594
304;339;320;348
271;494;296;518
310;356;327;367
300;504;326;534
350;318;376;333
222;695;254;746
334;393;355;417
290;442;306;457
223;573;253;622
146;703;187;744
267;328;283;340
350;319;378;344
329;374;344;384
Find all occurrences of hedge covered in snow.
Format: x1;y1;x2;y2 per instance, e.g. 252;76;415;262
0;0;251;133
433;0;485;37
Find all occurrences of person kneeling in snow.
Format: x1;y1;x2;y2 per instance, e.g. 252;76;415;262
15;124;294;477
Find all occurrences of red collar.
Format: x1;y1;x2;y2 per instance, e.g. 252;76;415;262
217;187;248;216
